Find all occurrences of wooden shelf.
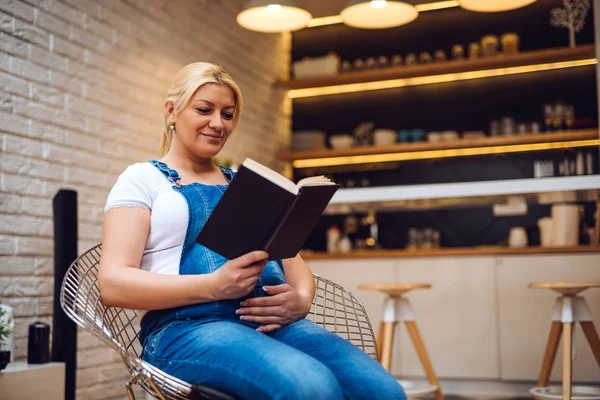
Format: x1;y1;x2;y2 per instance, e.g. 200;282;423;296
300;245;600;260
278;45;596;90
278;129;599;161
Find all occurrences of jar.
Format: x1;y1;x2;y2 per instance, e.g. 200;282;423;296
423;228;433;250
407;228;418;251
391;54;403;67
326;225;340;253
405;53;417;65
480;35;499;57
500;117;516;135
489;120;500;136
366;57;377;69
377;55;389;68
501;33;519;54
451;44;465;60
418;52;433;64
340;60;352;73
353;59;365;71
434;49;447;62
468;42;480;59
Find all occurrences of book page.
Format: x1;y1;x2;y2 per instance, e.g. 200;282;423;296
242;158;299;195
297;176;336;187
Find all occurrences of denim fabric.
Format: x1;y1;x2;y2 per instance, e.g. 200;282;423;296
140;160;286;339
139;160;406;399
143;318;406;400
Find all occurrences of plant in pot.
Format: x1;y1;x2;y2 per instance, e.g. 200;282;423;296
0;302;12;371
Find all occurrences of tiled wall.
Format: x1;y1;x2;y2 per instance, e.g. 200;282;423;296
0;0;291;398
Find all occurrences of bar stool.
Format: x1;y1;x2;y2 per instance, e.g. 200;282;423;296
528;282;600;400
359;283;443;400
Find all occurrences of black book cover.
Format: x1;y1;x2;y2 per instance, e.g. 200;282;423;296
196;163;338;260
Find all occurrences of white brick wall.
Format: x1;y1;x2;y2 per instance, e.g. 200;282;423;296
0;0;292;398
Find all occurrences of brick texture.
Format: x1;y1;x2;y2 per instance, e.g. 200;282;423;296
0;1;291;399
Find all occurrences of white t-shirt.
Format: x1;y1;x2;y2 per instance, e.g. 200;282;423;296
104;162;188;275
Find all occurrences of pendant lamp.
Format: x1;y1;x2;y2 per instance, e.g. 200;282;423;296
341;0;419;29
459;0;536;12
236;0;312;33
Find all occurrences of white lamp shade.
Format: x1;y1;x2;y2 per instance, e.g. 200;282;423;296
459;0;536;12
237;0;312;33
341;0;418;29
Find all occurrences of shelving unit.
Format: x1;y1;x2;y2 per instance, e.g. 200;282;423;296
300;245;600;260
278;129;599;168
280;45;596;97
325;175;600;213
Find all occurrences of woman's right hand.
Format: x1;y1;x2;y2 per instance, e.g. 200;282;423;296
211;251;269;300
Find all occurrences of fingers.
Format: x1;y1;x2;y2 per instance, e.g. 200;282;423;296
237;306;283;317
240;296;284;308
232;251;268;269
257;324;281;334
262;284;292;295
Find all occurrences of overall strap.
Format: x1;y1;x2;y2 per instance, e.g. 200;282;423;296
148;160;182;187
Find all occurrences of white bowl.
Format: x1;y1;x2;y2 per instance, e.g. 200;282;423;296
329;134;353;149
374;129;397;145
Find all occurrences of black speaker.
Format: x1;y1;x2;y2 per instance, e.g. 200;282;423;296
52;189;78;400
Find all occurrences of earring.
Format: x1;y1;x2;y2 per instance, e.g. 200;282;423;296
170;124;175;131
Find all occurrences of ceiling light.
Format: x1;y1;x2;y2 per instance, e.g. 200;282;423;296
459;0;536;12
341;0;419;29
237;0;312;33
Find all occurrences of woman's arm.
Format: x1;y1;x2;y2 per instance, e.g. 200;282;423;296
281;254;315;312
98;207;268;310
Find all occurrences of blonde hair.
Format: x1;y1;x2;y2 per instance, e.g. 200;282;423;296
161;63;243;156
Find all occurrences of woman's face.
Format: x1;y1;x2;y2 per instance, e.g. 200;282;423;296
170;83;236;159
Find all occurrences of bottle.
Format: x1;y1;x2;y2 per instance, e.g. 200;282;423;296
576;152;585;175
326;226;341;253
339;235;352;253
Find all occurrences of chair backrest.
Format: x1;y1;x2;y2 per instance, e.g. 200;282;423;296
60;244;378;399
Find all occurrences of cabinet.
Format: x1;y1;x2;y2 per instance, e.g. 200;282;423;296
307;253;600;383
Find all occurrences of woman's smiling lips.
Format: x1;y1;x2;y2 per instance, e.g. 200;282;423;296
200;132;224;139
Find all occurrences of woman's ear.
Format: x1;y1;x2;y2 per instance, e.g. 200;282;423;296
165;100;176;123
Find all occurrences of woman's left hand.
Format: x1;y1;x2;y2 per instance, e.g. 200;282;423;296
236;284;312;333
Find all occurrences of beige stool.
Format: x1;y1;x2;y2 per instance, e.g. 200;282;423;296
359;283;443;400
529;282;600;400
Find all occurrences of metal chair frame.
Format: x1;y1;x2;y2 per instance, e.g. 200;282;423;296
60;244;378;400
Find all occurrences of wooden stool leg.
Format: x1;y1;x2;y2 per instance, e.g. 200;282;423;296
379;322;397;372
581;321;600;369
405;320;444;400
537;321;563;387
562;322;573;400
376;320;385;361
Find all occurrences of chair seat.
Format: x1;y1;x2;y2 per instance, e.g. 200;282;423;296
359;283;431;296
528;282;600;295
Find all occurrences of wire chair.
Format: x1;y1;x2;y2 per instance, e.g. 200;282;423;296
60;244;378;400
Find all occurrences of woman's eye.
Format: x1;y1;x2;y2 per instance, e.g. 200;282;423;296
196;108;211;114
222;112;234;120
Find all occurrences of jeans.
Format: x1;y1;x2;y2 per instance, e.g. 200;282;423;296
143;318;406;400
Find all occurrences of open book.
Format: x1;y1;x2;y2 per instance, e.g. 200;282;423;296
196;158;339;260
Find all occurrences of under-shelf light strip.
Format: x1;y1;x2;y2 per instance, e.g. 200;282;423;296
287;59;597;99
292;139;600;169
306;1;460;27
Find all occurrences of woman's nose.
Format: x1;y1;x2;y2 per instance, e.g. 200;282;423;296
209;113;224;130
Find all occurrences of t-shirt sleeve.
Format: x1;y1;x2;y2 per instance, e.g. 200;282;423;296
104;163;155;213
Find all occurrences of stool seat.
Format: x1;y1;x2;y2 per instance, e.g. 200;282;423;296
528;282;600;296
529;282;600;400
359;283;432;296
360;283;443;399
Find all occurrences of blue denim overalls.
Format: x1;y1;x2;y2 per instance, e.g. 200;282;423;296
139;160;287;342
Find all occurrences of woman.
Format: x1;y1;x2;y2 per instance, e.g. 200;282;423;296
99;62;406;400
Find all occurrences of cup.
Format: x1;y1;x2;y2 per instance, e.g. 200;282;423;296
538;217;553;247
551;204;579;246
509;227;528;248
